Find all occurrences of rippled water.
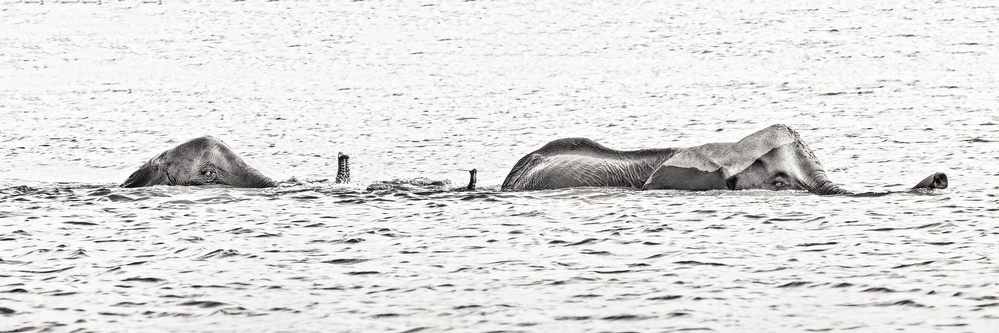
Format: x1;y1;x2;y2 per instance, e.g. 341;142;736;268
2;1;998;332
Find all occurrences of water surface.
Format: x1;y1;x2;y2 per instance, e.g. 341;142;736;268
2;1;998;332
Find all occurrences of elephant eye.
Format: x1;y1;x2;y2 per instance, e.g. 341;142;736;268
773;180;786;188
202;170;214;177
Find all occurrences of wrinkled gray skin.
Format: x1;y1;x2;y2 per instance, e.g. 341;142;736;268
122;136;277;188
501;124;948;195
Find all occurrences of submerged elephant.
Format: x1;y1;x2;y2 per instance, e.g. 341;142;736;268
366;169;478;192
501;124;947;195
122;136;350;188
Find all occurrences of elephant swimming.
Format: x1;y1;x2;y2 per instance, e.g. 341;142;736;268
121;136;351;188
366;169;478;192
120;136;478;191
501;124;948;195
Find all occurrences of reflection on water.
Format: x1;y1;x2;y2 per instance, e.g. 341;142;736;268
2;0;998;331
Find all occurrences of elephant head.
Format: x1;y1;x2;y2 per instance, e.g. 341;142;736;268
122;136;277;188
643;124;947;195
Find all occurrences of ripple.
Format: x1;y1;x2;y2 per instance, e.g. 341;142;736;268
601;314;654;320
18;266;74;274
861;287;896;293
892;261;934;269
797;242;838;247
565;238;600;246
594;270;632;274
63;221;98;226
322;258;370;265
195;249;243;260
674;260;728;267
122;277;165;283
648;295;683;301
778;281;811;288
839;300;929;308
179;301;227;308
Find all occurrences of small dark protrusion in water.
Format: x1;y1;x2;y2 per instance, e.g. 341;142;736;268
466;169;477;191
336;152;350;184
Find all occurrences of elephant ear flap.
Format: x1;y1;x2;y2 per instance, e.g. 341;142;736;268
642;151;728;191
121;164;167;188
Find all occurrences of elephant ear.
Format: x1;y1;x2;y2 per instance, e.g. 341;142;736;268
642;150;729;190
121;163;169;188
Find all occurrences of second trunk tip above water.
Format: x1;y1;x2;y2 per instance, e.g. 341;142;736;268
336;152;350;184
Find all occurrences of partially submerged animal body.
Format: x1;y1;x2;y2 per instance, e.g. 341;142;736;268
121;136;350;188
121;136;475;192
122;136;278;188
501;124;948;195
366;169;478;192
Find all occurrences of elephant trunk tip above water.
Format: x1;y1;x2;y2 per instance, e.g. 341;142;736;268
335;152;350;184
466;168;478;191
500;124;949;195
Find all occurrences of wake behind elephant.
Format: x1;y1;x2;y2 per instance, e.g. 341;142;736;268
501;124;948;195
121;136;350;188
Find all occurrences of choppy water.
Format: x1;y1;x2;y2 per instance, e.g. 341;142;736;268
2;0;998;332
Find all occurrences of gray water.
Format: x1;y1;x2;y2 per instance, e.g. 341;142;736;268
1;1;998;332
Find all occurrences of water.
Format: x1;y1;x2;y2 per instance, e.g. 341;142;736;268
2;0;998;331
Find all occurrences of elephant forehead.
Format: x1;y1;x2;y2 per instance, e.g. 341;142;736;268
150;146;223;173
718;125;804;172
721;142;797;174
734;125;799;155
160;146;205;164
667;127;805;177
